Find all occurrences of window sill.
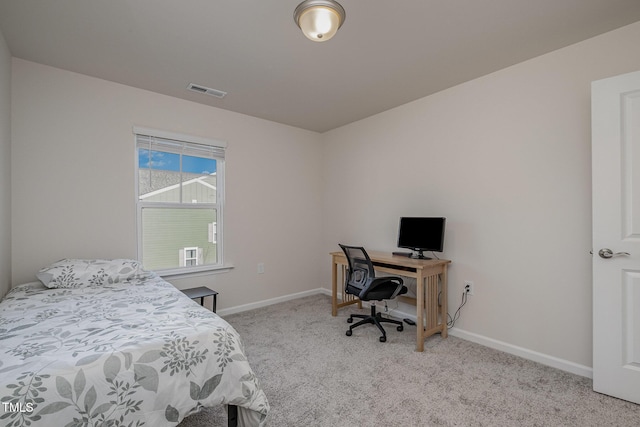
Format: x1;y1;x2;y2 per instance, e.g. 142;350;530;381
157;264;234;280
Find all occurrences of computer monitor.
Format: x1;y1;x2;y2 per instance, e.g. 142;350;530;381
397;217;446;259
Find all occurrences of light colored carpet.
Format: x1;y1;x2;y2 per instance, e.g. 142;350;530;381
179;294;640;426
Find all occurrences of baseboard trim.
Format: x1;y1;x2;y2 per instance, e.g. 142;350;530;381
217;288;326;317
448;328;593;378
383;303;593;379
376;302;593;379
221;287;593;379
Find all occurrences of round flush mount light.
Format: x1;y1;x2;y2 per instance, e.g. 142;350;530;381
294;0;346;42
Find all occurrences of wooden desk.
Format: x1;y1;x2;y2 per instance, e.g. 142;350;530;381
330;251;451;352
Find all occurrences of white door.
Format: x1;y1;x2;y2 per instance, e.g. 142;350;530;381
592;69;640;404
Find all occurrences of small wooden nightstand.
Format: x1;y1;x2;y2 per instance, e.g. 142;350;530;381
181;286;218;313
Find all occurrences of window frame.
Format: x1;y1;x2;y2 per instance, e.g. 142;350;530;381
134;127;228;277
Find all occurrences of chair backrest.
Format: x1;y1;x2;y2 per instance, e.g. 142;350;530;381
339;244;376;289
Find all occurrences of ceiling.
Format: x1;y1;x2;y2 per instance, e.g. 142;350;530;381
1;1;640;133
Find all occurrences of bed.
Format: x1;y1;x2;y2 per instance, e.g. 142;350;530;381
0;259;269;427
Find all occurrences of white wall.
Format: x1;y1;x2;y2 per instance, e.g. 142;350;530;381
321;22;640;369
11;59;324;309
0;29;10;298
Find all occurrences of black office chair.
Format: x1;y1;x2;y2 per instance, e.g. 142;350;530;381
339;244;408;342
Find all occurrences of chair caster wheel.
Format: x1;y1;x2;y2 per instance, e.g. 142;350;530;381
379;336;386;342
397;325;403;332
347;317;353;323
346;330;352;336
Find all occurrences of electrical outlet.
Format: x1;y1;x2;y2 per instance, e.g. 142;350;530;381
464;280;474;296
257;263;265;274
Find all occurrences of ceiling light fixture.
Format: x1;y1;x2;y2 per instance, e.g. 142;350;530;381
293;0;346;42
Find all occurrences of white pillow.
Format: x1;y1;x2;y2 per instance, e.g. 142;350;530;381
36;259;149;288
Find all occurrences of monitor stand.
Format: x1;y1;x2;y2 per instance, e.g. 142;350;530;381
410;250;431;260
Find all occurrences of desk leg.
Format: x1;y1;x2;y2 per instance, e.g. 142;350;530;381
331;258;338;316
416;270;425;352
440;268;448;338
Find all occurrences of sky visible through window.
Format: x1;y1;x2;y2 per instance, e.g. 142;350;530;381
138;149;217;174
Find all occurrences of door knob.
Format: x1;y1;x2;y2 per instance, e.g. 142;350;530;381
598;248;631;259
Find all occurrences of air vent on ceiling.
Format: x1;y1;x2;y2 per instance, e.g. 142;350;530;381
187;83;227;99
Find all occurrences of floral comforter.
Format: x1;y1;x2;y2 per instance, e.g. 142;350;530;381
0;276;268;427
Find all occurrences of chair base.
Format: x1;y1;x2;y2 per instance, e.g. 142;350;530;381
346;304;404;342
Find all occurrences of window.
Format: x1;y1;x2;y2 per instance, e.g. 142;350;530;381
135;128;225;275
180;247;202;266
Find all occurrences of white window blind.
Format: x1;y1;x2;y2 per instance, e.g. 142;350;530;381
135;134;226;160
